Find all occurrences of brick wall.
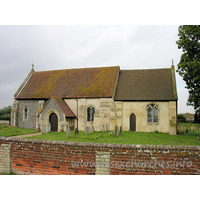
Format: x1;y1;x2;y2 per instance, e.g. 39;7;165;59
0;137;199;175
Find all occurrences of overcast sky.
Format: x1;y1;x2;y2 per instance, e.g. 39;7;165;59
0;25;195;113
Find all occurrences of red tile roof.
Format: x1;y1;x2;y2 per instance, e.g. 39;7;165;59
114;67;177;101
53;97;76;118
40;97;76;118
16;66;120;99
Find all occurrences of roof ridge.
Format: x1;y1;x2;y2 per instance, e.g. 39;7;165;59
35;66;120;73
121;67;171;71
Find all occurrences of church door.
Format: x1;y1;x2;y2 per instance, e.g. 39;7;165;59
130;114;136;132
49;113;58;132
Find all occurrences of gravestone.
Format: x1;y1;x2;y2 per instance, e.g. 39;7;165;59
105;124;108;131
66;128;71;138
75;128;79;136
120;126;122;135
47;123;51;133
102;124;105;132
88;126;91;134
41;124;46;134
117;125;119;136
109;132;113;136
114;125;118;137
85;126;88;135
91;126;94;133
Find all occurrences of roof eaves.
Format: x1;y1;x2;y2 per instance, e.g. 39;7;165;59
14;68;35;98
53;96;76;118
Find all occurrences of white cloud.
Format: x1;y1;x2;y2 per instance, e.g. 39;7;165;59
0;25;196;114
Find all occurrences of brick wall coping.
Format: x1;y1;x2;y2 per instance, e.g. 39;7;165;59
0;137;200;151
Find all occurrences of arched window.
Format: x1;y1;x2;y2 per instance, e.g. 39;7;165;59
147;104;158;123
87;106;95;122
24;105;28;120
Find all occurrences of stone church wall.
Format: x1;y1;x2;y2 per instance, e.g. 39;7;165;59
119;101;177;135
64;98;116;132
17;100;39;129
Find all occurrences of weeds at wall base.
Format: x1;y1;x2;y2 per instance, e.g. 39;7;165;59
0;171;17;175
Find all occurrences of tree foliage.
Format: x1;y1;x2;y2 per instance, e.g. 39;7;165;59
194;110;200;124
177;114;186;123
0;106;12;120
176;25;200;111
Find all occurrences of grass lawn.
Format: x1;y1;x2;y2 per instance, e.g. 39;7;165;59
1;123;200;146
0;124;37;137
26;130;200;146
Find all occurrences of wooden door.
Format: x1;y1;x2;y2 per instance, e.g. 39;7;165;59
130;114;136;132
49;113;58;132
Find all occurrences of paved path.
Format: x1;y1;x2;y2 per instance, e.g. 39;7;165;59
11;132;42;138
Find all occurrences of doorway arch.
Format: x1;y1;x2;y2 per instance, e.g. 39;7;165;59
49;113;58;131
130;114;136;132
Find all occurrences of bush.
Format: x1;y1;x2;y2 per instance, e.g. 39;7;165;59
177;114;186;123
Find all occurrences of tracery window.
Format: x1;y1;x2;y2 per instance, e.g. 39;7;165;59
87;106;95;122
147;104;158;123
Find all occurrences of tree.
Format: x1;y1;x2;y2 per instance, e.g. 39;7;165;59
0;106;12;120
176;25;200;112
177;114;186;123
194;110;200;124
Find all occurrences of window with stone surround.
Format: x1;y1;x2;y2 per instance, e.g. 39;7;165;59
87;106;95;122
23;105;28;121
147;104;158;123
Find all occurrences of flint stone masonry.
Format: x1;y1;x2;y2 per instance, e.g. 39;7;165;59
0;144;11;173
40;98;64;122
17;100;39;129
0;137;200;175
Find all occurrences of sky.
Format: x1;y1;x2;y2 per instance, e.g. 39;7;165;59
0;1;199;197
0;25;195;114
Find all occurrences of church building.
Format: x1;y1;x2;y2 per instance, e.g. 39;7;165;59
11;65;178;135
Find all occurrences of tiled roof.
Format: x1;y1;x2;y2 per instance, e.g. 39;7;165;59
15;66;120;99
114;67;177;101
53;97;76;118
40;97;76;118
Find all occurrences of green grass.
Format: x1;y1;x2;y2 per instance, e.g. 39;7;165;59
0;124;37;137
1;123;200;146
26;130;200;146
